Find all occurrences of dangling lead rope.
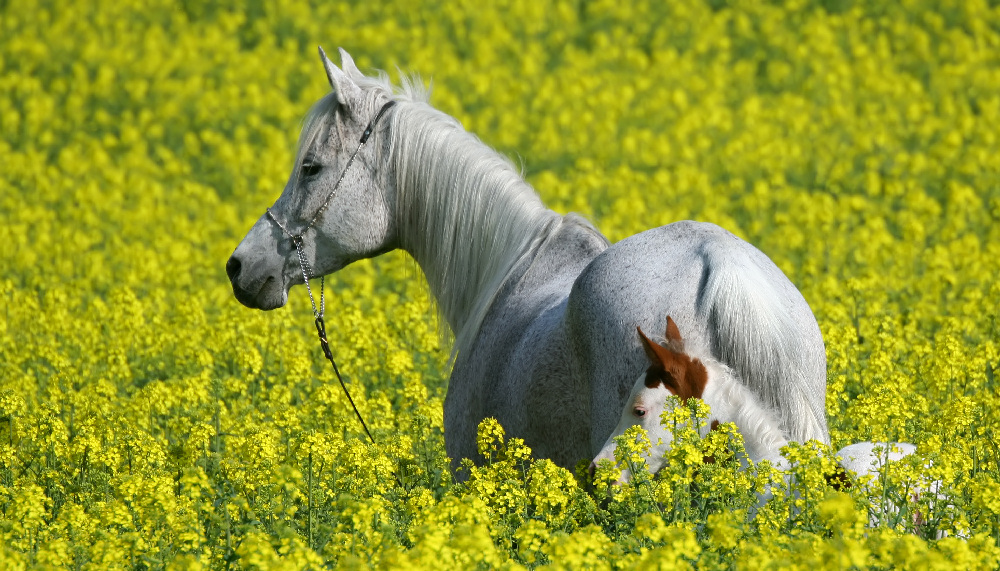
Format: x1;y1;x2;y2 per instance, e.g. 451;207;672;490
292;237;403;488
266;100;397;448
292;235;377;446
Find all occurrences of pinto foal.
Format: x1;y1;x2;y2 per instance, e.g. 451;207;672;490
592;316;938;530
591;316;789;482
592;317;920;487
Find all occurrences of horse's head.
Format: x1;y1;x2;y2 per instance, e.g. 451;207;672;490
227;47;398;309
591;316;709;482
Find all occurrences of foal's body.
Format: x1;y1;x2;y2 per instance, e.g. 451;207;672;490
596;320;924;518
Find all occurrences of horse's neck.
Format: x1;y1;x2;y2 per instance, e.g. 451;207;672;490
702;361;789;463
389;102;559;356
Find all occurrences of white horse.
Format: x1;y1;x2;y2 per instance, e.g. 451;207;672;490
226;48;829;471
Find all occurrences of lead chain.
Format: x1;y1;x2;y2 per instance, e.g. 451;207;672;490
292;236;325;320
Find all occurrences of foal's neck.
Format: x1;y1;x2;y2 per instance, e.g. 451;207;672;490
389;101;559;357
702;361;789;464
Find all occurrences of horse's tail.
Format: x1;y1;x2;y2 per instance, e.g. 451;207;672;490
698;237;829;444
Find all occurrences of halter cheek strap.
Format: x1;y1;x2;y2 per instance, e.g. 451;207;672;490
267;99;397;267
361;99;397;144
265;99;397;317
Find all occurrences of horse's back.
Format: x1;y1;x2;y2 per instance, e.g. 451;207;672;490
566;220;827;453
568;221;736;346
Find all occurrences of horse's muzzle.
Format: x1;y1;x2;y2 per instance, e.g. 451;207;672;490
226;254;263;309
225;254;242;283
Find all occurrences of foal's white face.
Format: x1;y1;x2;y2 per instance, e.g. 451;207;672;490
227;48;396;310
592;317;709;482
593;377;677;479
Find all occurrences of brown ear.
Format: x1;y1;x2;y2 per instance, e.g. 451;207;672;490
664;316;684;350
637;326;660;365
638;325;680;394
638;320;707;401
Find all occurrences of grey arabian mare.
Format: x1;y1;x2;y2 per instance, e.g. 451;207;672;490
227;48;829;471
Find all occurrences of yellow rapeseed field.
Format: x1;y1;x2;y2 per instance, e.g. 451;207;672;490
2;0;1000;568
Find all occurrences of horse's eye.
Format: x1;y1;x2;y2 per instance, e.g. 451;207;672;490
633;408;646;418
301;163;322;178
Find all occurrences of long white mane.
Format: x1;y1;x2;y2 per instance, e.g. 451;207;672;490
299;69;560;359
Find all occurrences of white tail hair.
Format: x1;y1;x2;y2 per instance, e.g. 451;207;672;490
698;239;829;444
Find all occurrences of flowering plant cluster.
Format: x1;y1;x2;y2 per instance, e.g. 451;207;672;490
2;0;1000;568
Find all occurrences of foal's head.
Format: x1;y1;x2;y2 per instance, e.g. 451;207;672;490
591;316;711;480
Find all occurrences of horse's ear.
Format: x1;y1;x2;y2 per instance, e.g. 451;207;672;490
639;325;681;394
318;46;362;106
664;316;684;351
637;326;661;366
338;47;362;79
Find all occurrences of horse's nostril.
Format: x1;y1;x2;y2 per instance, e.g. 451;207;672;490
226;255;242;282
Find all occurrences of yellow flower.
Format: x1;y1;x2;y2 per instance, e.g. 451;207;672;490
3;0;1000;566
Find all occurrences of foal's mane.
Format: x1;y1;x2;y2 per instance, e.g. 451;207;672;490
686;347;790;460
299;68;561;359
